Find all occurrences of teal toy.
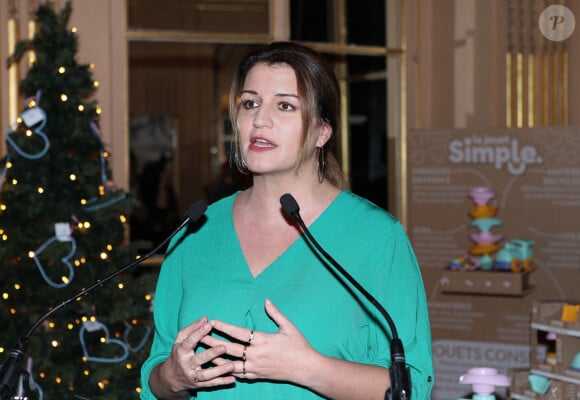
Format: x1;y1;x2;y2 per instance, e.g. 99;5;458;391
493;239;536;272
468;217;502;233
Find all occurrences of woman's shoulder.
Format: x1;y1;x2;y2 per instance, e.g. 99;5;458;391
320;191;405;243
334;191;399;226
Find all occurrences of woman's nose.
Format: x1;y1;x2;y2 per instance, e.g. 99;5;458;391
253;107;272;128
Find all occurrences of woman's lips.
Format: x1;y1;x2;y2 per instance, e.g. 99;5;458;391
249;137;276;151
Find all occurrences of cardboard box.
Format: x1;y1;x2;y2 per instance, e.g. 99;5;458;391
530;301;580;381
510;368;580;400
439;270;533;296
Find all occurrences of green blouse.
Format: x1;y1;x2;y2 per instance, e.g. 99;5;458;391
140;191;433;399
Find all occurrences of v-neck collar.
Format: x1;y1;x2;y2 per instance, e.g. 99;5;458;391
229;190;346;279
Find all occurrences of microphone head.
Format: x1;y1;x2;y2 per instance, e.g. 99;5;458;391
185;200;208;222
280;193;300;220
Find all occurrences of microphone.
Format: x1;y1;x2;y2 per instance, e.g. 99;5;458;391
0;200;207;399
280;193;411;400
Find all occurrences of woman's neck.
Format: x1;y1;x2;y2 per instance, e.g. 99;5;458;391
238;175;341;226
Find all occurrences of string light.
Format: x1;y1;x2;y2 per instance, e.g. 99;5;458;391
2;293;9;300
28;251;35;258
25;129;33;137
117;283;124;289
93;80;100;88
0;204;6;211
71;27;77;33
51;340;59;347
99;252;108;260
78;104;85;111
60;94;68;102
96;106;102;115
58;66;66;74
11;179;17;185
119;215;127;223
37;187;44;194
125;363;132;370
70;173;77;181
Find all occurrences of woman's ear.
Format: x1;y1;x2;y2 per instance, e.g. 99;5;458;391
315;121;333;148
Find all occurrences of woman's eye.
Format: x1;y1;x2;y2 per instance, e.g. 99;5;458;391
243;100;258;109
279;102;295;112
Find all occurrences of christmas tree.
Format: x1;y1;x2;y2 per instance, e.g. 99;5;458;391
0;2;155;398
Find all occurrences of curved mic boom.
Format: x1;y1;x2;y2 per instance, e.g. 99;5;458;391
0;200;207;398
280;193;411;400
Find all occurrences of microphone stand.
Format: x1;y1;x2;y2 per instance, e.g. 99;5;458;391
0;201;207;399
280;194;411;400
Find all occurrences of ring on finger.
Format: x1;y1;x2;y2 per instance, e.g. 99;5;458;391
242;345;247;361
192;365;201;383
248;330;255;344
242;360;246;375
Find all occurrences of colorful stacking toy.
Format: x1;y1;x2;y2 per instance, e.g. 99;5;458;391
466;187;503;270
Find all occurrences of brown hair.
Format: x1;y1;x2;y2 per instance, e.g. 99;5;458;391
229;41;347;188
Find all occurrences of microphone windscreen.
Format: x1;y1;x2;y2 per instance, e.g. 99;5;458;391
185;200;208;222
280;193;300;219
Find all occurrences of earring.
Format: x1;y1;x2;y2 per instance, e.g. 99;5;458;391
317;146;325;183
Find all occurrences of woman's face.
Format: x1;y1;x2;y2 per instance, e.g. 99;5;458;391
236;62;326;178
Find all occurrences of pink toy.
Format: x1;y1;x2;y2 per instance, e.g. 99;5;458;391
469;187;495;205
469;232;504;245
459;367;510;396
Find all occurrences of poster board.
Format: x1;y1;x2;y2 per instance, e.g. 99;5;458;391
407;128;580;399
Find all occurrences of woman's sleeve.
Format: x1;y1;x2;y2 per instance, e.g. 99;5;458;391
140;234;185;400
370;220;434;399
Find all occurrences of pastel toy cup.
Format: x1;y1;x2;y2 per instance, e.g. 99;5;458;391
469;232;504;245
459;367;510;395
469;217;503;232
528;373;551;394
571;352;580;371
469;187;495;205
